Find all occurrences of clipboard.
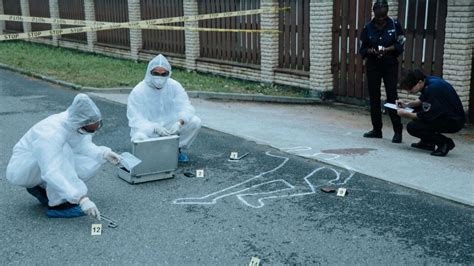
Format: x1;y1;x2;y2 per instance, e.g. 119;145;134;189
384;103;414;113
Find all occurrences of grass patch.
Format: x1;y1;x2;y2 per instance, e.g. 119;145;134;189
0;41;309;97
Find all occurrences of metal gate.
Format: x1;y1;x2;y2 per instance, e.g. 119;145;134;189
332;0;448;101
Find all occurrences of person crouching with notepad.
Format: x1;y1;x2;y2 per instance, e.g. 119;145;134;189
396;69;466;157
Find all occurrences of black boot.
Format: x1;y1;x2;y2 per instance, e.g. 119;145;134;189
363;130;382;138
430;139;455;157
411;141;436;151
392;132;402;143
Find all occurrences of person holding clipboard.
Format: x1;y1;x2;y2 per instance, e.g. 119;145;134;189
397;69;466;157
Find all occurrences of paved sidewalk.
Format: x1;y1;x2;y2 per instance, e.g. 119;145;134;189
90;91;474;206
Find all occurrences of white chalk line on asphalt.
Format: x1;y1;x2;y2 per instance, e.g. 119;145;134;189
173;148;355;208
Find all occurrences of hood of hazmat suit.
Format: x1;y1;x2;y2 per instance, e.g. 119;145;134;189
127;54;195;139
6;94;111;206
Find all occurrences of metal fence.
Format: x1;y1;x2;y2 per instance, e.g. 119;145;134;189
140;0;185;56
95;0;130;48
278;0;310;75
29;0;51;39
58;0;86;42
197;0;261;66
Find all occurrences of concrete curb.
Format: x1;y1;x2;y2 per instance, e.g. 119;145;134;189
0;63;323;104
187;91;323;104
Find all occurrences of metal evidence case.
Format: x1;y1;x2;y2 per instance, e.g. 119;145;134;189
117;135;179;184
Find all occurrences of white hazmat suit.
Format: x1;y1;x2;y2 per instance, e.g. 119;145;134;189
6;94;114;208
127;54;201;149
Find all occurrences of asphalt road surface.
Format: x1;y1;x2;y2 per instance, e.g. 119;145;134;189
1;69;473;264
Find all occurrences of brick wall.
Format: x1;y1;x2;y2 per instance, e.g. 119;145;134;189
128;0;141;61
183;0;199;71
0;0;4;34
260;0;279;84
197;62;261;83
274;72;310;89
49;0;59;46
83;0;96;52
442;0;474;111
19;0;31;33
309;0;333;98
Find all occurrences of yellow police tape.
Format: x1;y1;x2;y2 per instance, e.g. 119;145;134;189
0;7;289;41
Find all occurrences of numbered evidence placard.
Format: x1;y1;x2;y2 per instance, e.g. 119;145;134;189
230;152;239;160
249;256;261;266
91;224;102;236
336;188;347;197
196;169;204;178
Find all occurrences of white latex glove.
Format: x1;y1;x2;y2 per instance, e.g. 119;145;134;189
167;121;182;135
104;150;122;165
153;125;170;136
79;197;101;220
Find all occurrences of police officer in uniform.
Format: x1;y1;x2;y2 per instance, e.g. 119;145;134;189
359;0;405;143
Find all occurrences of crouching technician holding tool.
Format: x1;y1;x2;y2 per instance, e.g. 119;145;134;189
127;54;201;163
6;94;122;219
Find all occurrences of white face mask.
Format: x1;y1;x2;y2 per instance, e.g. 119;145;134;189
152;76;169;89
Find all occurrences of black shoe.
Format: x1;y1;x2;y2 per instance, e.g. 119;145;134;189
411;141;436;152
430;139;455;157
26;186;48;206
363;130;382;138
392;133;402;143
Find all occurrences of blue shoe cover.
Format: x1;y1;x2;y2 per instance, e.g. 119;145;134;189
178;151;190;163
47;205;85;218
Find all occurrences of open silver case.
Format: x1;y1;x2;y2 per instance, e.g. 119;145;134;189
117;135;179;184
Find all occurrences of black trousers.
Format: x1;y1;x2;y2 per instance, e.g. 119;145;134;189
406;118;464;145
366;60;402;133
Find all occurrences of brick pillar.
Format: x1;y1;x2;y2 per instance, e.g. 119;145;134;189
84;0;96;52
20;0;31;34
443;0;474;111
0;0;5;34
387;0;398;19
309;0;333;99
49;0;59;46
259;0;279;84
128;0;142;61
183;0;199;71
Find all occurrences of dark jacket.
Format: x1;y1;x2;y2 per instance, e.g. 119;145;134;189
359;17;404;65
417;76;466;123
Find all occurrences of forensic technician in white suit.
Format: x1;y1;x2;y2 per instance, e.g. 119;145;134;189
6;94;122;219
127;54;201;162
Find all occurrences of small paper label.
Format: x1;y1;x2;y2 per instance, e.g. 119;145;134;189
249;256;261;266
336;188;347;197
196;169;204;178
91;224;102;235
230;152;239;159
